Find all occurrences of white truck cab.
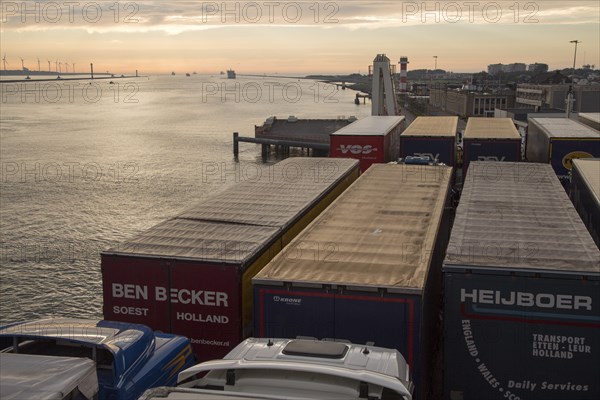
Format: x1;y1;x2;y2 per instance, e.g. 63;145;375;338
153;338;414;400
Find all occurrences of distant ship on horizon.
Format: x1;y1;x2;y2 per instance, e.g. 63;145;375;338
227;69;236;79
171;71;176;76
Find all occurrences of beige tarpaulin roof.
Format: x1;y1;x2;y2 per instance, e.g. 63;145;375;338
254;164;453;292
445;162;600;273
402;116;458;137
464;117;520;139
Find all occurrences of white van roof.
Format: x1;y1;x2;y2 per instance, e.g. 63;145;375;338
140;387;313;400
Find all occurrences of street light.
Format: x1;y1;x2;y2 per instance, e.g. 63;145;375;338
570;40;581;70
566;40;581;118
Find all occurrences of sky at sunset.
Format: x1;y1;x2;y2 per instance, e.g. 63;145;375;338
1;1;599;75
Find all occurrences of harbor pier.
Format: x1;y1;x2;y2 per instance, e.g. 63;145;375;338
233;116;357;161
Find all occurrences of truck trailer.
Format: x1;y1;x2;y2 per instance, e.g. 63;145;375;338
570;158;600;248
462;117;521;177
443;161;600;400
330;116;405;172
253;163;453;399
578;112;600;131
102;158;360;362
400;116;458;166
526;117;600;180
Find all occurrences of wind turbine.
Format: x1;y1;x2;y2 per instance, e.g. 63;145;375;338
65;62;69;73
37;57;41;72
59;62;62;73
55;60;58;72
47;60;51;72
2;54;8;71
72;62;76;73
20;57;25;71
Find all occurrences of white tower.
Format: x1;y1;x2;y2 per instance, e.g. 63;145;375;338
371;54;398;116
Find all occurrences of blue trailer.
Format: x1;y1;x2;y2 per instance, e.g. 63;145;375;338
443;162;600;400
253;164;453;399
0;318;196;400
462;118;521;178
526;117;600;181
400;116;458;166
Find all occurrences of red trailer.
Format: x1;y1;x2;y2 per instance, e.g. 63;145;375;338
101;158;360;362
330;116;405;172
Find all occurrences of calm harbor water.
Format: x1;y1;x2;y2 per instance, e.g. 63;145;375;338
0;74;371;324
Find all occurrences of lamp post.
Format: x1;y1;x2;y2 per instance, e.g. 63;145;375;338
566;40;581;118
570;40;580;71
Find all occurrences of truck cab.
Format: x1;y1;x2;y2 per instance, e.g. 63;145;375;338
0;318;195;400
172;338;414;400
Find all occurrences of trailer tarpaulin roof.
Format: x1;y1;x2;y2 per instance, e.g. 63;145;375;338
254;164;453;292
402;116;458;137
464;118;520;139
179;158;358;227
107;218;280;263
331;116;405;136
529;117;600;138
445;161;600;274
103;158;359;263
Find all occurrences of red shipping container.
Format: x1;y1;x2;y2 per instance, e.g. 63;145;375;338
330;116;405;172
